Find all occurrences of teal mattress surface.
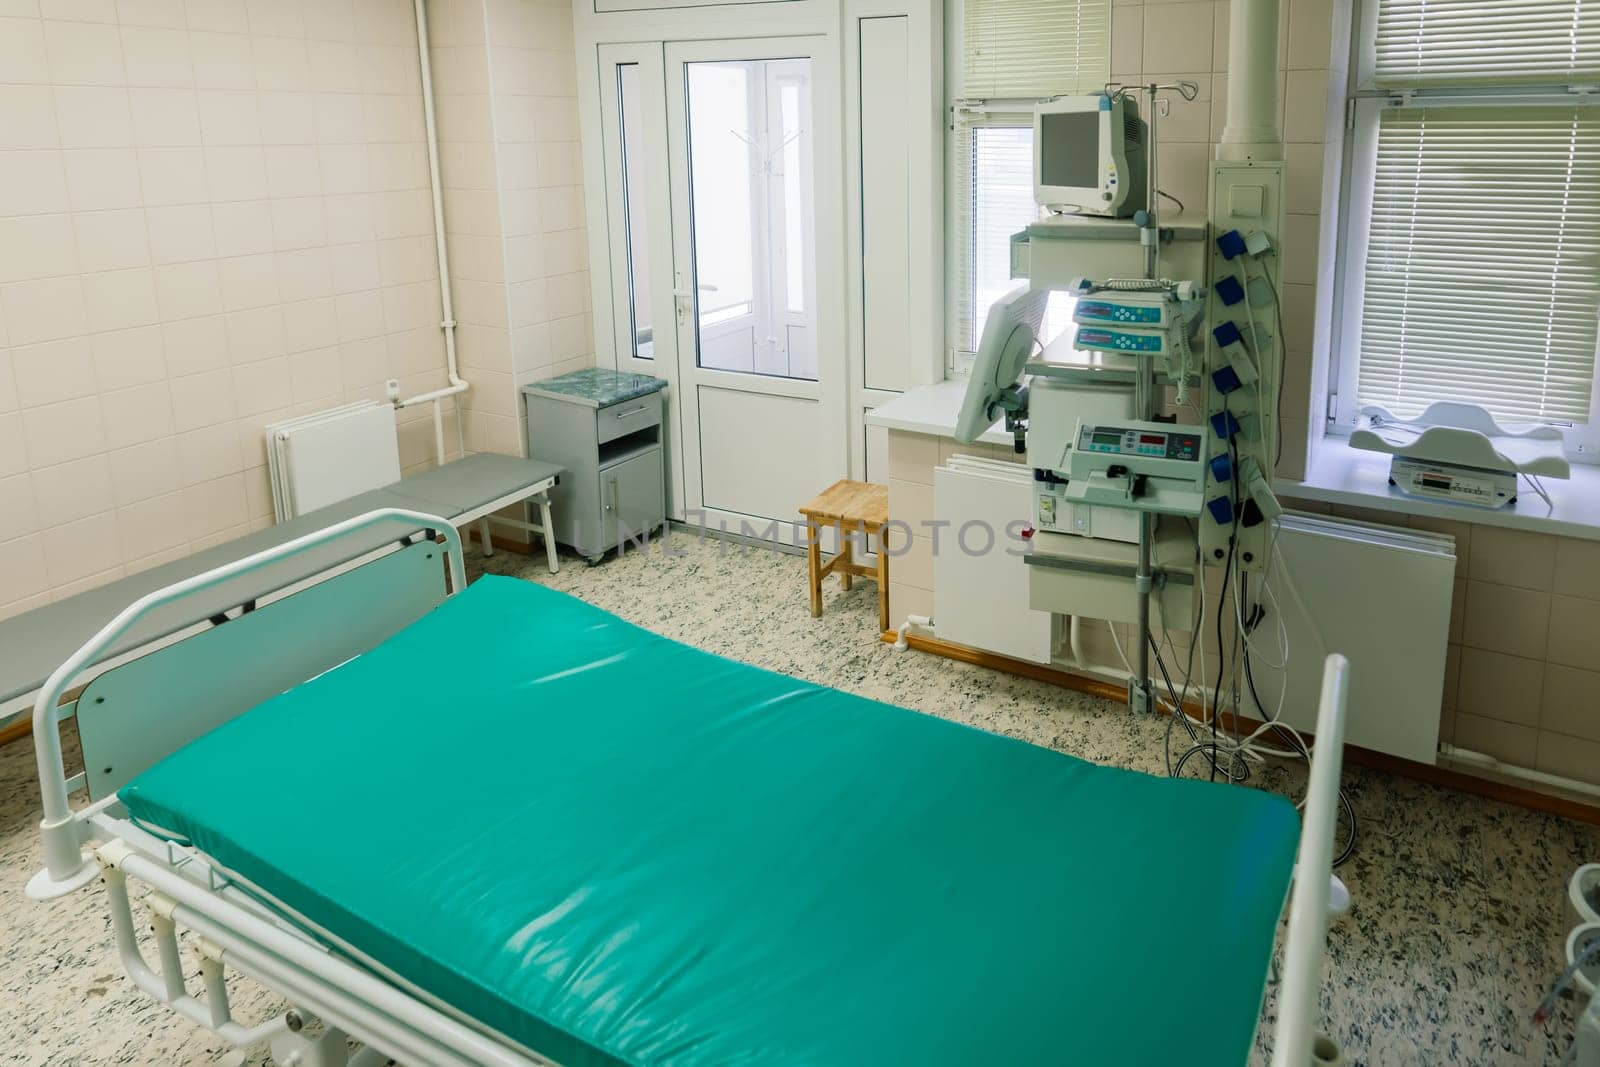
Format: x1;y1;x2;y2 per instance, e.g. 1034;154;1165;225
122;575;1299;1066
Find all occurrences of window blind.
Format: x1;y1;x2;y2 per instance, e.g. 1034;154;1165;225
1357;106;1600;424
1373;0;1600;87
962;0;1110;100
953;121;1038;357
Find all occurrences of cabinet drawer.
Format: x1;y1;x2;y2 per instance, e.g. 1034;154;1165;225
596;395;660;444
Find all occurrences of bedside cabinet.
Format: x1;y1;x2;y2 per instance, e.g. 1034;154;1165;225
523;370;669;563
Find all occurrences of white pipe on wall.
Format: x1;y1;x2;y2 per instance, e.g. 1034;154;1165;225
398;0;469;465
1440;744;1600;801
1217;0;1284;161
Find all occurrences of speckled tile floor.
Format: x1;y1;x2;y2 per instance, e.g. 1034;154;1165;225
3;529;1597;1065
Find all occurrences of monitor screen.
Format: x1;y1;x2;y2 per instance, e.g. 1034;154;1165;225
1038;111;1099;190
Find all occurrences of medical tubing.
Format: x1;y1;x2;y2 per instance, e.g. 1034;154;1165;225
1536;936;1600;1024
1246;256;1289;465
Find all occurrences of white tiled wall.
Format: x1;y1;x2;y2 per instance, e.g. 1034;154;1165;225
0;0;459;618
0;0;591;618
426;0;592;462
1321;508;1600;790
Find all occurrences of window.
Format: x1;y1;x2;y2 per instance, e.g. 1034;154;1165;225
949;0;1109;370
1338;0;1600;455
953;122;1074;359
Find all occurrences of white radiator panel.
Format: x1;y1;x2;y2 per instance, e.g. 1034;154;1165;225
933;459;1054;664
267;402;401;520
1251;513;1455;764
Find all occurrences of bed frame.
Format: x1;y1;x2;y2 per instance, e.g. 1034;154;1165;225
24;508;1351;1067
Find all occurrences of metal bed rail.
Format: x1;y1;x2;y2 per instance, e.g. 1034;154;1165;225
92;840;545;1067
1271;652;1350;1067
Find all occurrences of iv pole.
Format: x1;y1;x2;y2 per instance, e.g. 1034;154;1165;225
1112;79;1198;715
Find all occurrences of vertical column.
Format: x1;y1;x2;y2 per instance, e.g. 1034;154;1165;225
1200;162;1286;574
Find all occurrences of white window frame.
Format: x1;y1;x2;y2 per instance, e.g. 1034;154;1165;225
943;0;1108;379
946;104;1042;375
1332;3;1600;460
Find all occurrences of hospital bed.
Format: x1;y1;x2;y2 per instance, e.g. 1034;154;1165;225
0;453;562;733
23;508;1349;1067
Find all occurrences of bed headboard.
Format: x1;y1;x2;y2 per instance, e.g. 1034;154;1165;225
76;539;448;801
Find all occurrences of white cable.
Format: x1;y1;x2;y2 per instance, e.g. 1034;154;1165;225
1107;619;1134;674
1267;517;1327;654
1236;259;1281;465
1167;518;1308;767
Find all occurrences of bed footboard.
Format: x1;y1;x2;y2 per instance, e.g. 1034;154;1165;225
27;508;467;901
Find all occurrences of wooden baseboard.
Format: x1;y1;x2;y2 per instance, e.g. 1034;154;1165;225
882;629;1600;827
0;717;31;748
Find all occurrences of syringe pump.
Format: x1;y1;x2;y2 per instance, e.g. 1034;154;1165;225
1062;419;1208;517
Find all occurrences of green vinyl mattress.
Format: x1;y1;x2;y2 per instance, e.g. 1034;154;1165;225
121;575;1300;1067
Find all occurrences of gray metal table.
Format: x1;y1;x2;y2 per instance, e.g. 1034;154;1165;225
0;454;562;727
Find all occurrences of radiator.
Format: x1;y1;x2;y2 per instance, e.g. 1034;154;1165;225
932;456;1054;664
1250;512;1456;764
265;402;401;521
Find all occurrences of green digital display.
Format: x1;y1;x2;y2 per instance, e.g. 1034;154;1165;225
1092;432;1122;447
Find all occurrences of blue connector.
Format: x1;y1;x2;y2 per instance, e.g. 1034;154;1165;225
1206;496;1235;525
1210;410;1242;439
1212;321;1243;348
1209;453;1233;484
1212;365;1243;395
1214;276;1245;306
1216;229;1247;260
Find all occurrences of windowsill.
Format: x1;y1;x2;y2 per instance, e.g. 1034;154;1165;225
864;379;1013;446
1279;434;1600;542
869;384;1600;542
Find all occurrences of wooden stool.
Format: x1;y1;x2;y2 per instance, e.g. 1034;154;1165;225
799;479;890;632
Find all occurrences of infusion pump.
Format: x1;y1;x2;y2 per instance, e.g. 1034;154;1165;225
1062;419;1207;517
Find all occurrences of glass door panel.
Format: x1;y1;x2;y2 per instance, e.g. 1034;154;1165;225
617;63;654;360
684;58;816;380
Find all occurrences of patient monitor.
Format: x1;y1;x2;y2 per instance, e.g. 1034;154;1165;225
1034;96;1148;218
954;284;1051;445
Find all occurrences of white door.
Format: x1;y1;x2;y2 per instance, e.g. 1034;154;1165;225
598;37;847;543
